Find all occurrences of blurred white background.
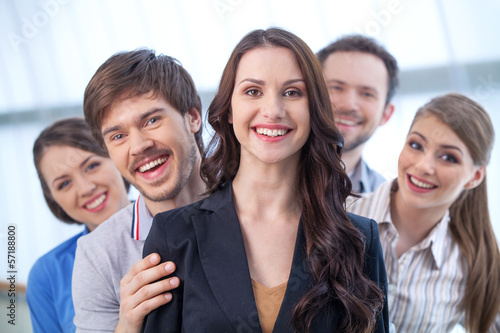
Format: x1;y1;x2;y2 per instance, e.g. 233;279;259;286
0;2;499;328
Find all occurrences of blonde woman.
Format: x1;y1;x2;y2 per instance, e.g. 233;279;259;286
349;93;500;332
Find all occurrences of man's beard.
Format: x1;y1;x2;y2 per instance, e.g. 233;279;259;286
342;131;372;152
128;138;198;202
334;109;377;152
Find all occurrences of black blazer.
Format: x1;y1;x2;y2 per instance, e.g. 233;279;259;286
142;183;389;333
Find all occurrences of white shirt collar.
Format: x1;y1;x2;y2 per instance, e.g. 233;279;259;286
367;180;451;269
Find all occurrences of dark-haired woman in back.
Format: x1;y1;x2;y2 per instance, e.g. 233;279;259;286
27;117;129;332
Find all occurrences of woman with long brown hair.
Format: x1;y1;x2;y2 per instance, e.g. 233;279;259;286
143;28;388;332
349;93;500;332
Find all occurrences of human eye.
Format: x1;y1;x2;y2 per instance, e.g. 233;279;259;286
360;89;377;99
57;179;71;191
86;161;101;172
146;117;160;126
408;140;422;150
111;133;125;141
441;153;458;164
329;85;342;92
245;89;262;97
284;89;302;97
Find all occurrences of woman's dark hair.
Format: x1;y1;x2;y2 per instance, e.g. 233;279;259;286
201;27;383;333
33;117;130;224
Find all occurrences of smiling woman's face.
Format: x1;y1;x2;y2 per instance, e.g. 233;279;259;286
396;114;484;214
229;46;311;167
40;145;129;230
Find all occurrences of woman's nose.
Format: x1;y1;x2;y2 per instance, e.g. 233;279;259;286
76;176;97;197
260;95;285;120
414;153;436;175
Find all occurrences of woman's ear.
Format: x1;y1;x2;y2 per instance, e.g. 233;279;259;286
464;165;486;189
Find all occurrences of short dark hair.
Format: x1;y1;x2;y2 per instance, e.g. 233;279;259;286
33;117;130;224
84;48;203;152
316;35;399;104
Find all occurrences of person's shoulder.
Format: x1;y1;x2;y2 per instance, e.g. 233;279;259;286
33;228;86;267
96;202;134;230
77;202;134;247
348;180;393;214
150;196;216;250
145;198;208;259
29;228;86;283
156;183;234;224
154;197;208;225
347;212;375;237
78;203;134;237
346;212;381;257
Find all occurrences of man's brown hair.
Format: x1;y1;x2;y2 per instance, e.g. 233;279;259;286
84;49;203;152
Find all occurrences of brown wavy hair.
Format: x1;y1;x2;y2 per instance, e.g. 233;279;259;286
411;93;499;333
201;28;384;333
33;117;130;224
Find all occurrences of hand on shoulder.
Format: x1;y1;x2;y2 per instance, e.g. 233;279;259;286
114;253;179;333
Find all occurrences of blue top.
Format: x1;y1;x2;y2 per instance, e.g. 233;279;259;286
349;158;386;194
27;227;88;333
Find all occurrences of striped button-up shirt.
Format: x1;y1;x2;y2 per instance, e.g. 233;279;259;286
347;180;499;332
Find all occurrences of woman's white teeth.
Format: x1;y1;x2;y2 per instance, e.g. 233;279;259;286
410;176;435;189
86;193;106;209
139;157;167;173
256;128;288;137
